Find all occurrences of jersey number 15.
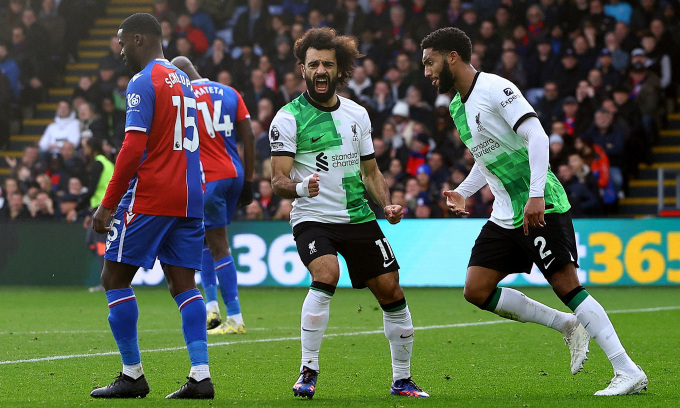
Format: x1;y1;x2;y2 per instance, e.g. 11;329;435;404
172;95;199;152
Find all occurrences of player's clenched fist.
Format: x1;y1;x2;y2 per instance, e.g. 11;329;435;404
296;173;320;198
384;204;403;224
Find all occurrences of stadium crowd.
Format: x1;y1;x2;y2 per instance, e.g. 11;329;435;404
1;0;679;223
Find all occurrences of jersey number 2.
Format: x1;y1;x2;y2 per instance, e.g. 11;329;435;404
197;100;234;138
172;95;199;152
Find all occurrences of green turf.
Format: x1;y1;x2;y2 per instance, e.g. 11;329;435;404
0;286;678;407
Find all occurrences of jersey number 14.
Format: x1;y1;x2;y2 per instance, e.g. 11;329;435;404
197;100;234;139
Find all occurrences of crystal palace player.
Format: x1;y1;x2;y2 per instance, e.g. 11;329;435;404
171;56;255;335
90;13;213;399
421;27;647;396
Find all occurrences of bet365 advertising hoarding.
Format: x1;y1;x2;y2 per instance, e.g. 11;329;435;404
128;218;680;288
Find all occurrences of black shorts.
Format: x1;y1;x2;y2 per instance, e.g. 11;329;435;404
468;211;579;276
293;220;400;289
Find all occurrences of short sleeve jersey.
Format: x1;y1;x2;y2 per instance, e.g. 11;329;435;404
121;59;203;218
269;93;376;227
449;72;570;229
192;79;250;182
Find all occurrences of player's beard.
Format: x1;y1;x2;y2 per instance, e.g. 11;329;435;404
305;73;338;103
437;59;455;94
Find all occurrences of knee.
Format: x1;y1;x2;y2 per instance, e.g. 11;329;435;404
463;285;488;309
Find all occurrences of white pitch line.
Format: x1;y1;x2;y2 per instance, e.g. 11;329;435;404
1;305;678;366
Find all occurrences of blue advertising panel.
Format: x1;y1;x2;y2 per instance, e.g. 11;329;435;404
129;218;680;287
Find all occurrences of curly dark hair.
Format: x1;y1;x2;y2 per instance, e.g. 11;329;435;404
293;27;363;86
420;27;472;63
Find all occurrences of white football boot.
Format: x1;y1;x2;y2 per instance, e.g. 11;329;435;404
563;320;590;375
595;365;648;396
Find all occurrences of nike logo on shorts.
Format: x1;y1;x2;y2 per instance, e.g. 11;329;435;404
544;258;555;269
383;259;395;268
311;135;324;143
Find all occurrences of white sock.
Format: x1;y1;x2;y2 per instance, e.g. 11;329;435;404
206;301;219;314
383;305;413;382
189;364;211;382
227;313;244;327
495;288;574;334
123;363;144;380
574;295;638;374
300;289;332;373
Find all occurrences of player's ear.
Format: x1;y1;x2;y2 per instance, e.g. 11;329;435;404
135;34;142;45
300;64;305;78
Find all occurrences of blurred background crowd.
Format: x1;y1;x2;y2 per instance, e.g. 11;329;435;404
1;0;678;223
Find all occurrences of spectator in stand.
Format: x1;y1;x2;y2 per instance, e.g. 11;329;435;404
404;86;433;130
561;96;591;144
272;198;293;221
160;19;179;61
524;37;560;105
98;96;125;150
256;97;275;131
230;43;258;91
536;81;563;131
252;119;270;165
175;12;209;56
38;99;80;155
112;72;130;113
175;36;197;64
525;4;547;40
92;63;117;107
623;49;662;147
595;47;623;92
280;71;303;104
100;35;127;76
0;41;21;100
333;0;368;37
153;0;177;25
0;0;25;38
557;162;601;217
390;100;417;147
494;48;526;91
365;0;390;35
367;80;396;133
381;121;408;164
77;102;107;141
427;151;450;191
256;177;279;220
11;25;48;113
581;108;625;197
347;64;373;105
72;75;99;107
388;157;409;187
549;133;569;169
6;145;46;179
405;132;430;177
185;0;215;43
640;34;673;100
272;36;296;86
216;69;232;87
30;190;55;220
37;0;65;69
630;0;657;38
585;0;616;37
258;54;278;92
571;34;598;78
574;80;598;123
555;48;584;98
58;141;85;189
0;191;31;221
0;68;10;151
232;0;271;53
242;68;281;121
600;31;629;72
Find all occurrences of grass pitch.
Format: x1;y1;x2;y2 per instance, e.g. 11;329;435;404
0;286;678;407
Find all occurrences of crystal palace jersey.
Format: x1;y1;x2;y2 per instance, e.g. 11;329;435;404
449;72;570;228
119;59;203;218
269;93;376;227
192;78;250;183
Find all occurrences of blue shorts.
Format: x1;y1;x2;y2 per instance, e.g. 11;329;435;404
204;177;243;230
104;208;204;270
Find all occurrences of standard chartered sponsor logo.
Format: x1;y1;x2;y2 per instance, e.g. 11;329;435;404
331;152;359;167
469;138;500;158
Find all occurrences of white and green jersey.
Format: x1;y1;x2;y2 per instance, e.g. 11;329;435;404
269;93;376;227
450;72;570;229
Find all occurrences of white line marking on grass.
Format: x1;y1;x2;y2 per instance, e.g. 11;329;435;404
2;305;678;365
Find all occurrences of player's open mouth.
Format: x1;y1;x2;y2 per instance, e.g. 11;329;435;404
314;76;329;93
